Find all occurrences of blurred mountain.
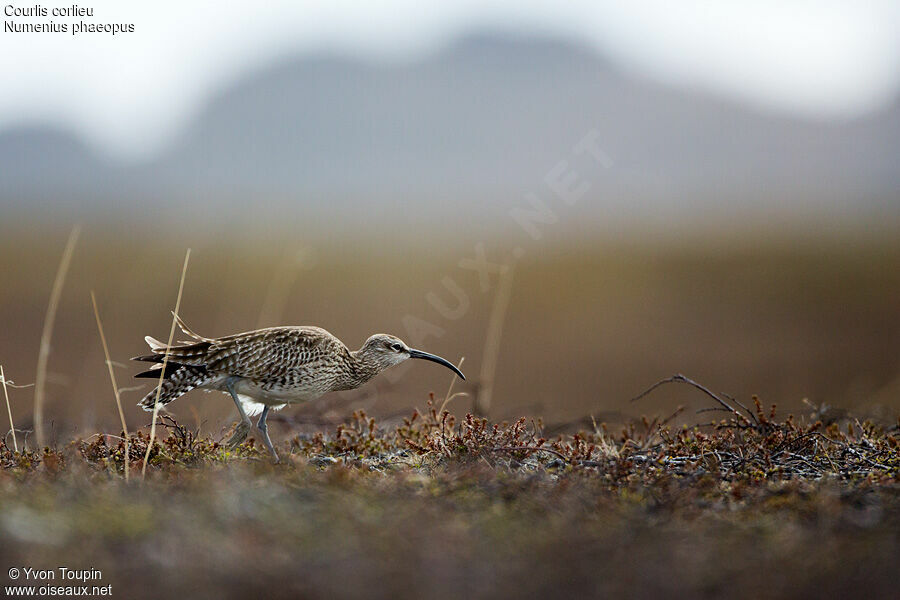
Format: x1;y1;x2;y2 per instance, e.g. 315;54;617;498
2;33;899;230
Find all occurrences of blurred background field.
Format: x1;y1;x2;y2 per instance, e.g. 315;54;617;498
0;226;898;444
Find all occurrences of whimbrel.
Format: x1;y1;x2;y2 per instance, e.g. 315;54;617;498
133;315;464;461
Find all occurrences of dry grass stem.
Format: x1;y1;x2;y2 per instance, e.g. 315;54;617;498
438;357;466;414
256;247;309;329
142;249;191;478
2;365;16;452
475;260;516;416
91;291;130;481
33;224;81;448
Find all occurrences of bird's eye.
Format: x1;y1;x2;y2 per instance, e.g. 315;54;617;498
391;343;404;352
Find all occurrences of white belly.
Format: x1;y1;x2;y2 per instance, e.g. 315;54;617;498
200;376;330;416
232;377;328;403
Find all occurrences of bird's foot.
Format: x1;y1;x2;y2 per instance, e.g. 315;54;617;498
226;419;251;449
258;430;280;463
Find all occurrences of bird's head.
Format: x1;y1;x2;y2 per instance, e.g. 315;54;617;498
357;334;465;379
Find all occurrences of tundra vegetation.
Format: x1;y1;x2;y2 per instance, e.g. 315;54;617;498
2;384;898;599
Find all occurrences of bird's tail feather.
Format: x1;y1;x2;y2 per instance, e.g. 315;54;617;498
137;364;210;411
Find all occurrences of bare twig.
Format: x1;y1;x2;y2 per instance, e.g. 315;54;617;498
2;365;16;452
632;373;757;425
91;291;130;481
117;384;146;394
661;405;686;426
0;379;32;389
143;249;191;478
34;225;81;448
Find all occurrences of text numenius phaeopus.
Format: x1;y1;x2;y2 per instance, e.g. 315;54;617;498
133;315;464;462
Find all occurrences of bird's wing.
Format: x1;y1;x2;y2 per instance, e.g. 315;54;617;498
203;326;345;380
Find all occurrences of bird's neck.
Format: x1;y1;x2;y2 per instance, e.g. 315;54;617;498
339;350;381;389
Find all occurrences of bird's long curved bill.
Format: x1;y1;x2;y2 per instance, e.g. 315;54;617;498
409;349;465;380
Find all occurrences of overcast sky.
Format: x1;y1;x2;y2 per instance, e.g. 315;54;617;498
2;0;899;161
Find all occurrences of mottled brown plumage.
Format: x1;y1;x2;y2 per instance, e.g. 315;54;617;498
134;315;464;461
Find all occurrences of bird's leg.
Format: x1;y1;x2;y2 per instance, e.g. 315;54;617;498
224;377;252;449
256;406;280;463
